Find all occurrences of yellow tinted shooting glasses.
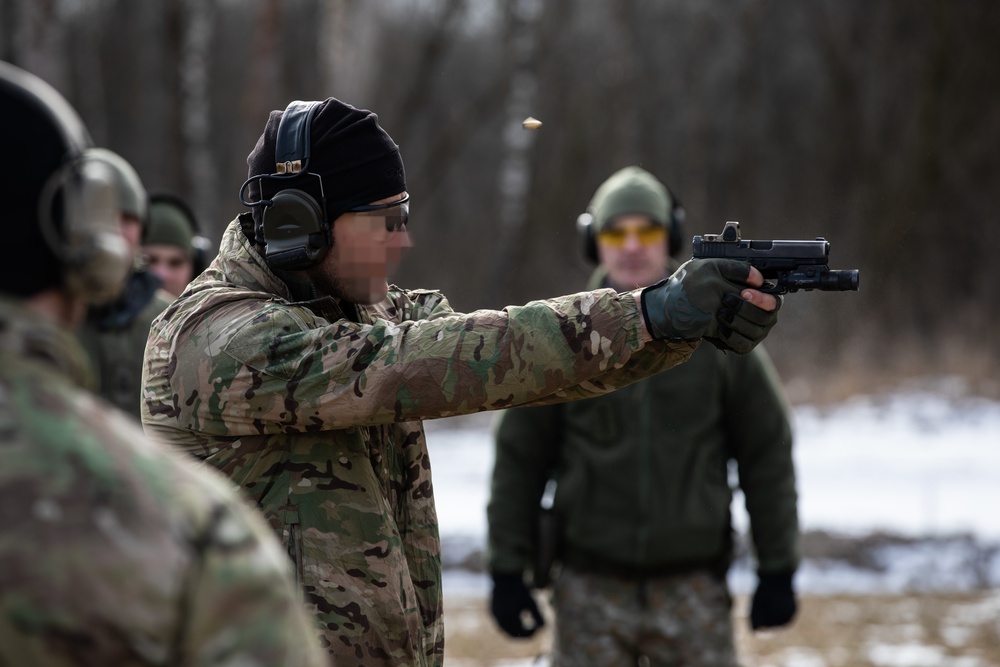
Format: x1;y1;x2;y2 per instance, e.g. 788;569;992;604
597;224;667;248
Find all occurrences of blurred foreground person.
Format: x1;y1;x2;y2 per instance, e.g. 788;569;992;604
0;61;326;667
76;150;173;419
488;167;800;666
143;192;211;297
141;98;783;665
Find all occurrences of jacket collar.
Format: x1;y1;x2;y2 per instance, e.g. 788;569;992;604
207;216;294;299
200;217;360;324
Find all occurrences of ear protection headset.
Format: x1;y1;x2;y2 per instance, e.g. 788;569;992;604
39;156;130;303
0;61;131;304
239;100;331;271
576;184;687;264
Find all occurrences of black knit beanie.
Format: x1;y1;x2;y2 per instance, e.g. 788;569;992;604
246;98;406;232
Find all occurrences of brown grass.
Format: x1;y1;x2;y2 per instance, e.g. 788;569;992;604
443;592;1000;666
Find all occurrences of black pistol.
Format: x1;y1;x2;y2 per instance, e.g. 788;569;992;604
691;221;860;294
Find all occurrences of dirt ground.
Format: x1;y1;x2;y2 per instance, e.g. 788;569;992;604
442;591;1000;666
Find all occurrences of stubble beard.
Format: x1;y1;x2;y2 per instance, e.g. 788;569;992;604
305;265;387;305
306;264;351;302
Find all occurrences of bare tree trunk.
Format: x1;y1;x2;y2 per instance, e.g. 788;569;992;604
179;0;217;225
319;0;380;104
0;0;16;64
241;0;284;142
6;0;69;92
73;3;108;142
610;0;641;165
485;0;542;305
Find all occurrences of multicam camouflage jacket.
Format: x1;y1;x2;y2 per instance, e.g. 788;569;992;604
141;218;697;666
0;296;326;667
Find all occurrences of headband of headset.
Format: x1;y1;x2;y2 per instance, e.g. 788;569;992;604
239;101;331;271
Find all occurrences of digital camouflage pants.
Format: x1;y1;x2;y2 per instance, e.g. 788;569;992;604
551;566;740;667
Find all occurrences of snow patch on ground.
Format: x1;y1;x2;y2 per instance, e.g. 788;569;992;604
425;385;1000;598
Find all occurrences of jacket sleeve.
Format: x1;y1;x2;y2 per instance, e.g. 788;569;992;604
486;405;562;575
724;345;800;575
511;337;697;408
145;287;696;436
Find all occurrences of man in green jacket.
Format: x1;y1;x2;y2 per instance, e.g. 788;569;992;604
141;99;783;666
0;60;325;667
487;166;799;666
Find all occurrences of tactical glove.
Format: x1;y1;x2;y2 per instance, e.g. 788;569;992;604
640;258;781;353
750;571;797;631
490;572;545;638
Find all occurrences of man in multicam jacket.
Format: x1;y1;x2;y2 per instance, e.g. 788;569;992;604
0;61;325;667
141;97;782;666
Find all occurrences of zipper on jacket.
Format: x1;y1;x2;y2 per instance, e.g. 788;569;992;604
285;509;303;587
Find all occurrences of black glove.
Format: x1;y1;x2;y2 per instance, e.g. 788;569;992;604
750;571;797;631
640;258;781;354
490;572;545;638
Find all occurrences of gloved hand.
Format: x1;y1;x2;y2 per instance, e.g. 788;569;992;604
490;572;545;638
750;571;797;631
640;258;781;353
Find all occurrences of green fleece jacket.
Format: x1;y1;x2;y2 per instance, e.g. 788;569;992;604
488;269;799;580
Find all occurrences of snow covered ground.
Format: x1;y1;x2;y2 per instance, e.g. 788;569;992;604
424;380;1000;598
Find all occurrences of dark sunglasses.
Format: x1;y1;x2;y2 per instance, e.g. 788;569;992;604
348;193;410;232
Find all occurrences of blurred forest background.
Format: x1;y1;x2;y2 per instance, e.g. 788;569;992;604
3;0;998;402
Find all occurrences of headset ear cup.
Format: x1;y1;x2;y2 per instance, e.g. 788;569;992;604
668;201;686;258
261;189;329;270
667;218;682;258
39;156;132;304
251;99;331;271
576;212;599;264
190;236;212;275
